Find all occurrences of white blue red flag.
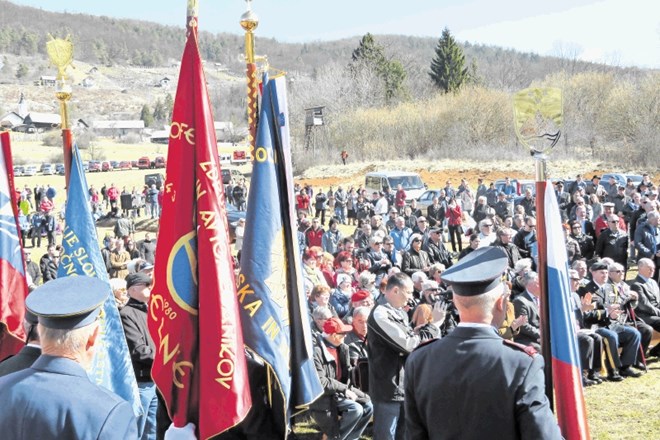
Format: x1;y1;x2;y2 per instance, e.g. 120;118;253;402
0;131;28;361
543;182;590;439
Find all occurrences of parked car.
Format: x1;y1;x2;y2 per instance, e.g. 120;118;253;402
416;189;443;209
221;168;243;185
40;163;53;175
131;160;138;167
154;156;167;169
137;156;151;169
145;173;165;190
13;166;24;176
82;162;89;172
600;173;627;193
625;174;643;186
55;163;65;175
101;161;113;172
110;160;120;169
88;161;101;172
118;161;132;170
364;171;427;202
24;166;37;177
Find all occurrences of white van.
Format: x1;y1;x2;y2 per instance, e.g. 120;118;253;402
365;171;426;202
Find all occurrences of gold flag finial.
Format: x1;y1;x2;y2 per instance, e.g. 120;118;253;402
513;87;563;156
46;35;74;81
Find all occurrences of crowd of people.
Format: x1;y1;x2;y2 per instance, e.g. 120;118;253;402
295;173;659;439
2;169;658;440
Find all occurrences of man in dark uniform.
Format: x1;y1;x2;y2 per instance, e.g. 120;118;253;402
0;310;41;377
0;276;137;439
405;247;561;440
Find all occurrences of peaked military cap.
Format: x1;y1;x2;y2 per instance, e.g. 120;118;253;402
441;247;508;296
26;276;108;330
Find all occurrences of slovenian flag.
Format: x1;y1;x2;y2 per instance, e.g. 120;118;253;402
543;182;590;439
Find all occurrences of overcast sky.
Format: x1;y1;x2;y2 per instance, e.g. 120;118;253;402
10;0;660;68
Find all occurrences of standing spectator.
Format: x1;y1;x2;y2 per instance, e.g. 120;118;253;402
40;246;60;283
107;183;119;217
446;197;463;254
120;273;158;440
367;273;442;440
42;213;56;247
114;213;135;240
110;239;131;279
138;233;157;265
322;219;343;255
235;218;245;254
24;249;42;287
146;184;159;219
340;149;349;165
296;189;311;219
305;218;324;248
45;184;56;202
426;196;445;228
394;184;406;214
314;187;327;225
225;179;235;206
334;186;348;225
595;215;629;272
405;248;561;439
232;180;247;211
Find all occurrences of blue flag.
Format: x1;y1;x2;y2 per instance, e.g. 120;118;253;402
58;144;142;416
237;75;322;426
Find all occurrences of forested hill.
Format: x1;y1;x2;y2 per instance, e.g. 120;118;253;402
0;0;641;90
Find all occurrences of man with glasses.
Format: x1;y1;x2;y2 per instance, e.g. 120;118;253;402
405;247;561;439
570;220;595;261
608;262;652;367
594;202;626;238
513;216;537;261
381;237;399;268
477;219;497;248
595;214;629;272
492;227;521;270
368;273;443;440
401;234;431;277
40;247;60;284
423;227;453;269
365;236;392;285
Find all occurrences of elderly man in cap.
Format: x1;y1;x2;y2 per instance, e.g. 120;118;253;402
120;272;158;440
0;276;137;438
405;247;561;439
367;272;443;440
310;316;373;440
595;214;629;272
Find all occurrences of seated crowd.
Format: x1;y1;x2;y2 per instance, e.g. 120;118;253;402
295;174;659;439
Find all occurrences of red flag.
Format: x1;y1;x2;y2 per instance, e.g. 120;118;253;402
147;28;251;439
0;131;29;361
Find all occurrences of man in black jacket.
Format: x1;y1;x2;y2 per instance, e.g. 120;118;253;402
367;273;442;440
423;228;453;268
120;272;158;440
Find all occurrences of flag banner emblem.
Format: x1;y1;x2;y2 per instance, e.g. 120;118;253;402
237;75;322;431
148;28;251;439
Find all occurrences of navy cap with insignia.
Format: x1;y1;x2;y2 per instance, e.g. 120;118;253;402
441;247;508;296
26;276;109;330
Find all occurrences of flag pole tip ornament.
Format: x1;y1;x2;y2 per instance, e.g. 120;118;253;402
513;87;562;157
240;0;259;32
